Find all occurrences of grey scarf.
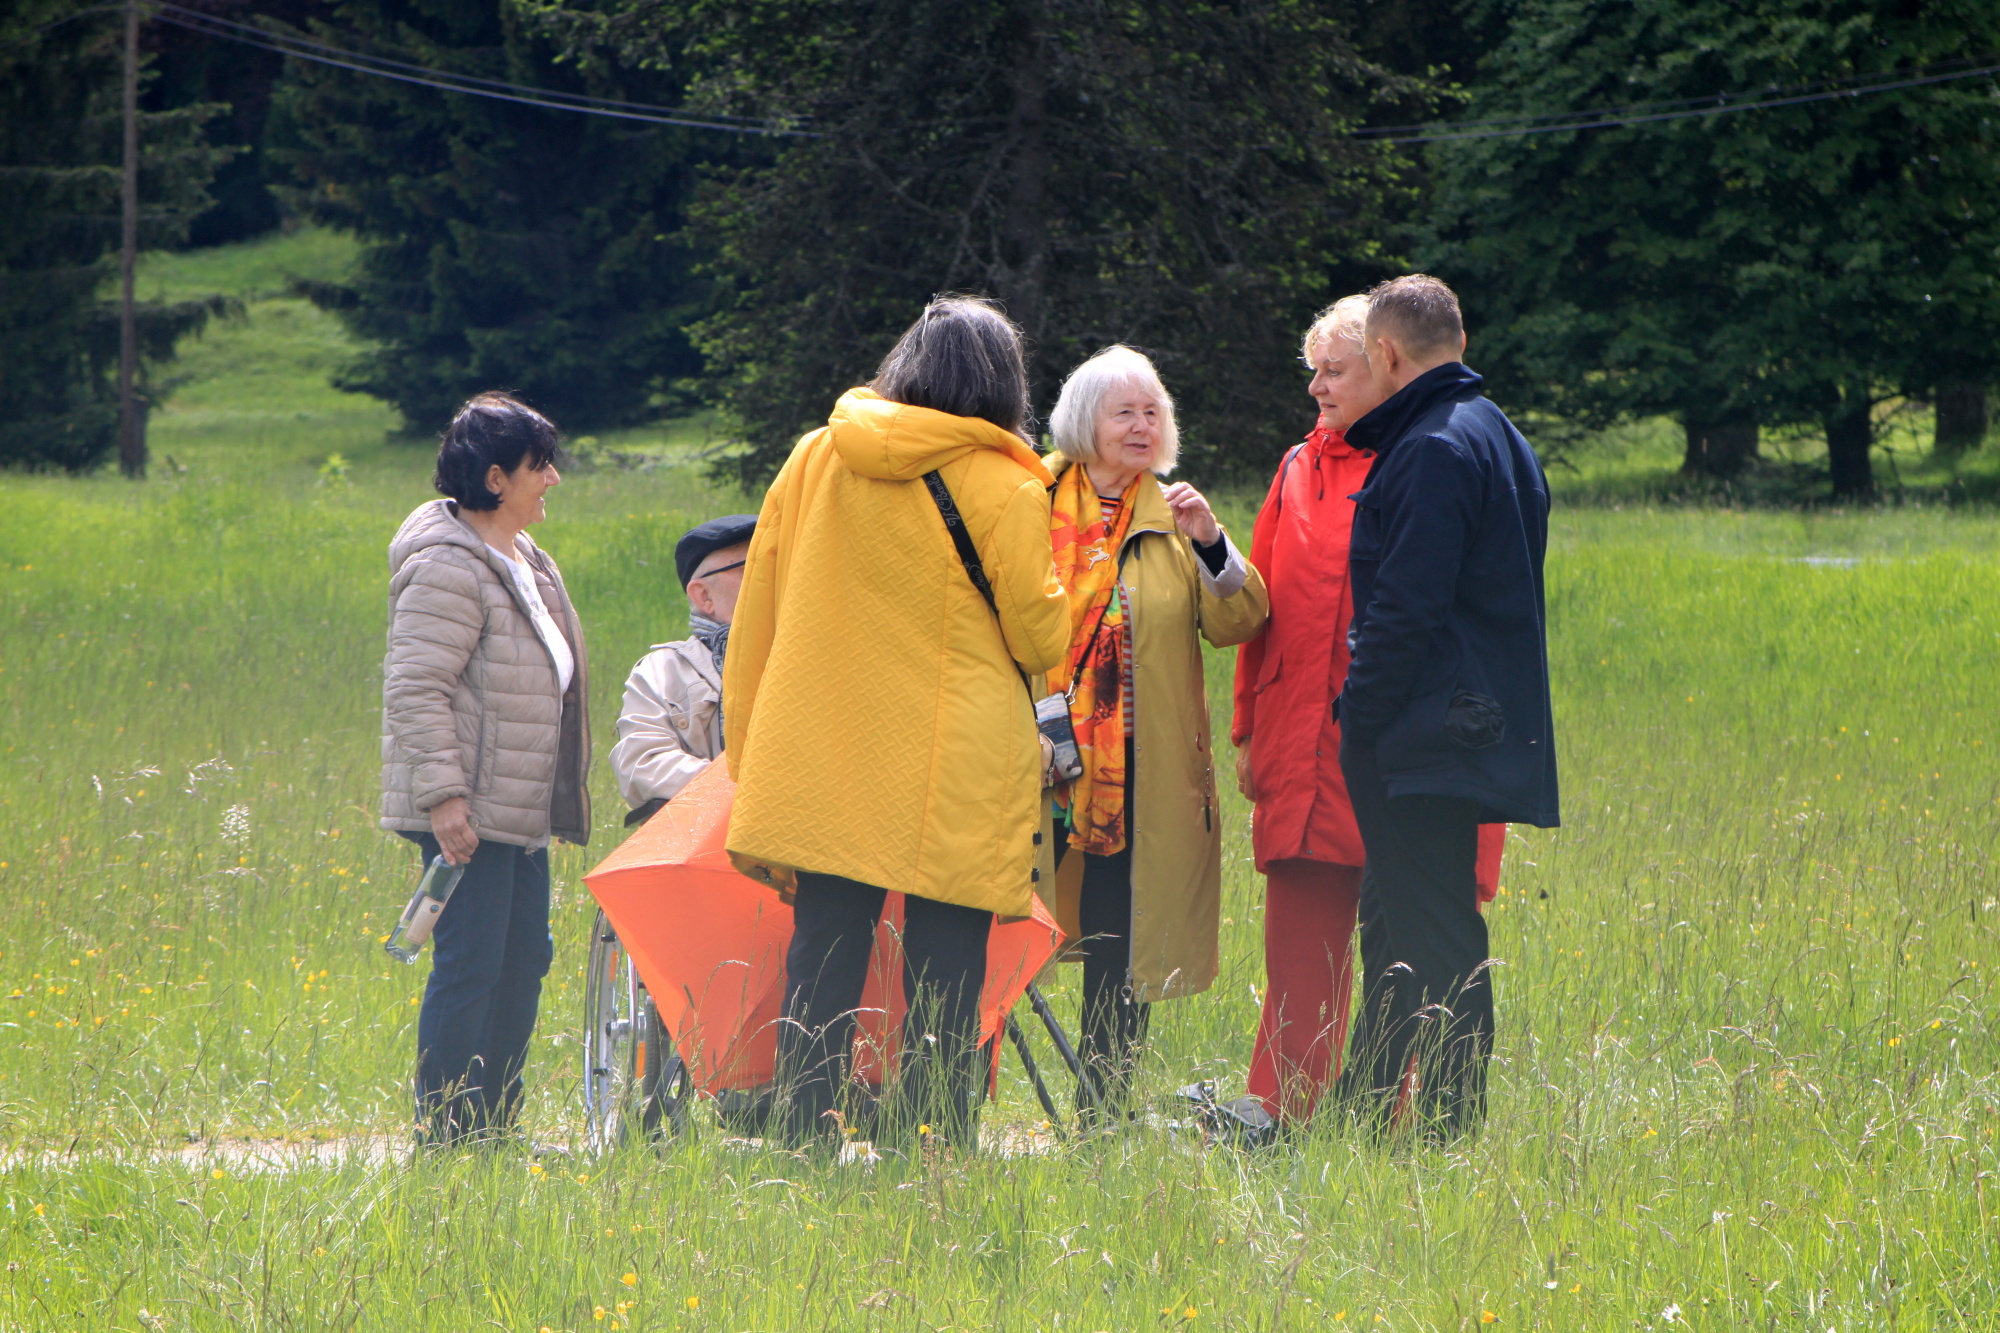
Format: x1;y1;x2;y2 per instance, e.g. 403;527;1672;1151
688;611;730;674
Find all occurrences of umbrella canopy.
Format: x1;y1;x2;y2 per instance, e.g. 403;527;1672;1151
584;763;1063;1094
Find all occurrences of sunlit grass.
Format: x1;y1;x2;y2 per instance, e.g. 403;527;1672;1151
0;230;1995;1330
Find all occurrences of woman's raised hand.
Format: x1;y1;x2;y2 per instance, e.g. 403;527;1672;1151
1160;481;1222;546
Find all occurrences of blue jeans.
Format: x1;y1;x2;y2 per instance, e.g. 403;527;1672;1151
407;834;553;1142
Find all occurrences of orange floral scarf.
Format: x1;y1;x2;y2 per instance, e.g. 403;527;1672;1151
1050;463;1138;855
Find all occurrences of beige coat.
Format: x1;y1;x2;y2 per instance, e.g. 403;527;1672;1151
1046;459;1269;1002
380;499;591;848
610;638;722;810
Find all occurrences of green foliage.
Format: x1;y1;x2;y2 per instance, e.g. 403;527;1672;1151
543;0;1423;485
2;227;1998;1328
1423;0;2000;496
269;0;722;437
0;0;231;472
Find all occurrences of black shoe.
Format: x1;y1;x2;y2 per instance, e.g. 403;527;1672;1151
1175;1082;1281;1149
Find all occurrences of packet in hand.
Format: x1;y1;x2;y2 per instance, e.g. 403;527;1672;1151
384;855;468;963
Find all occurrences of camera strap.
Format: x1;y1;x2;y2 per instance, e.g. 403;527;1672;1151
923;469;1035;701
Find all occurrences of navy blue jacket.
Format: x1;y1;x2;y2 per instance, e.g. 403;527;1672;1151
1336;363;1559;828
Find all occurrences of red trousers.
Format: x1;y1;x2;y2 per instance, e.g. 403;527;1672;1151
1245;858;1361;1123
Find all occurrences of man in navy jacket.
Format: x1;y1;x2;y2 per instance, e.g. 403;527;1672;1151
1333;274;1559;1138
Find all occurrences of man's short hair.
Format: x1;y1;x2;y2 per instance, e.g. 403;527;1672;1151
1365;275;1463;360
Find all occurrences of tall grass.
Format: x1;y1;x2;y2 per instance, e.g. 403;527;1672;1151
1;230;1995;1330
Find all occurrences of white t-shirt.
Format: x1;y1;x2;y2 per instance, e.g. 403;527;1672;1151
492;548;575;696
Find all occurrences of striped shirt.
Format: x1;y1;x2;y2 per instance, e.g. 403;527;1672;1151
1099;493;1135;732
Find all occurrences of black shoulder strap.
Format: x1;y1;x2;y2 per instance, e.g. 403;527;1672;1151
923;469;999;614
925;469;1038;701
1270;443;1304;517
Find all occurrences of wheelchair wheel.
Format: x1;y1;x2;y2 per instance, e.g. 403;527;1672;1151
583;909;691;1150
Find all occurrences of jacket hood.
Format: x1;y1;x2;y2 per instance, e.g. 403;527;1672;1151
389;498;536;576
1345;362;1483;460
827;388;1052;485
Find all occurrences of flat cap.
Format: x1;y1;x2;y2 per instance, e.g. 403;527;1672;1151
675;514;759;588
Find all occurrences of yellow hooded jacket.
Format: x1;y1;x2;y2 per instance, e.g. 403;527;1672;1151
724;389;1072;916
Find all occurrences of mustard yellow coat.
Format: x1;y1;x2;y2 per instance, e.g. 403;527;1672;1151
724;389;1072;916
1046;457;1270;1001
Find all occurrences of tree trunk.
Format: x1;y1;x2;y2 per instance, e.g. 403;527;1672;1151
1825;400;1874;498
1934;382;1988;455
1680;418;1758;478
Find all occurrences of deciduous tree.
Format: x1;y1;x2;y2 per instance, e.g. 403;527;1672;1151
542;0;1419;483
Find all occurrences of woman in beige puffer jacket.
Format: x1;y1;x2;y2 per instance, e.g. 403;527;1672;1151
380;392;590;1145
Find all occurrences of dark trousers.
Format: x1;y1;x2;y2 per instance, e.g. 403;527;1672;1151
1335;741;1494;1138
776;872;993;1148
408;834;553;1143
1057;838;1152;1114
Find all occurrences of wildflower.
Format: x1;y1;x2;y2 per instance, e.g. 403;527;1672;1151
593;1306;607;1322
1185;1307;1199;1319
1661;1304;1682;1324
622;1273;637;1287
685;1296;700;1311
1887;1036;1901;1048
1568;1285;1581;1294
1481;1313;1498;1324
576;1173;590;1184
211;1169;226;1180
32;1202;44;1216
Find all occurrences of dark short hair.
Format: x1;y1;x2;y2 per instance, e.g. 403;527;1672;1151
870;296;1031;436
1365;274;1464;359
434;392;560;510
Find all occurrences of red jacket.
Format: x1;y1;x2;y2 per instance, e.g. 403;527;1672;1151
1233;428;1503;897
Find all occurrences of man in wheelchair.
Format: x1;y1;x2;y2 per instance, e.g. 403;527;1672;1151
609;514;756;826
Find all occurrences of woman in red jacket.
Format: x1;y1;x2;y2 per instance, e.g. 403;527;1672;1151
1232;296;1502;1126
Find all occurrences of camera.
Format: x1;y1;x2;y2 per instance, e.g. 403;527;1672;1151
1034;693;1084;784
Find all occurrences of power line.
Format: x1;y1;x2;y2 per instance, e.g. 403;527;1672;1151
1363;59;2000;146
1355;51;2000;138
146;3;811;137
134;1;2000;148
148;2;783;127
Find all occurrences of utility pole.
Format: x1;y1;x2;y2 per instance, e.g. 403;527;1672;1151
117;0;144;479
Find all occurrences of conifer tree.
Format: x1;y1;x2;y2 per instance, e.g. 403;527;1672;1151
271;0;723;435
0;0;230;472
1423;0;2000;494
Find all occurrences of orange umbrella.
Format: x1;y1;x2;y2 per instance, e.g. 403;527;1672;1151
584;763;1065;1096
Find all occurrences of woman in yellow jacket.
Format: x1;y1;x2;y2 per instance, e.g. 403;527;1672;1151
724;298;1071;1150
1044;346;1269;1117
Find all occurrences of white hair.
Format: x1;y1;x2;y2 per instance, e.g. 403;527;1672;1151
1303;294;1371;363
1047;345;1180;475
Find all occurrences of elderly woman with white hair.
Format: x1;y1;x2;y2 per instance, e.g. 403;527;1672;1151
1043;345;1268;1119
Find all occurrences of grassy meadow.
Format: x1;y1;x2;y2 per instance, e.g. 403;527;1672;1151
1;229;1997;1331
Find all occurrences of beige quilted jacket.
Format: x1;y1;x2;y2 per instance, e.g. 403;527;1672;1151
379;499;591;848
609;638;721;810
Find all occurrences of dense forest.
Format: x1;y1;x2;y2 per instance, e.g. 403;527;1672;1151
4;0;1997;496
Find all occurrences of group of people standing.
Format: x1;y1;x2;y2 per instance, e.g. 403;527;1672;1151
378;273;1559;1153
